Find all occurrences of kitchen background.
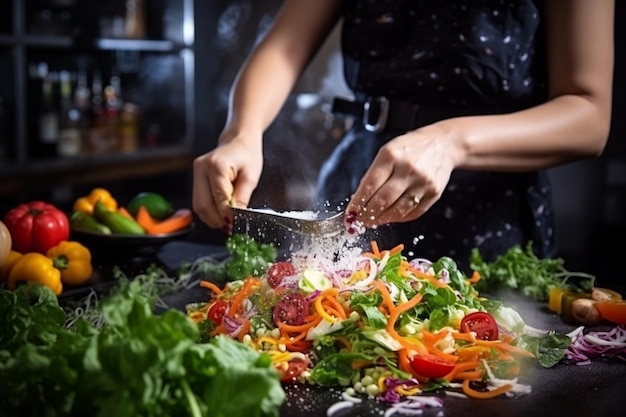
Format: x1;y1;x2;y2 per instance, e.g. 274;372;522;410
1;0;624;285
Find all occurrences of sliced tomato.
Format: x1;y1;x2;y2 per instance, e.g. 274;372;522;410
207;300;228;325
595;300;626;324
272;292;308;325
409;354;455;379
278;360;309;383
267;261;297;289
460;311;499;341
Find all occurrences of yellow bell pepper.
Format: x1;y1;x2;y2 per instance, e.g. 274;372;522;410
73;188;118;215
7;253;63;295
47;240;93;286
0;250;23;282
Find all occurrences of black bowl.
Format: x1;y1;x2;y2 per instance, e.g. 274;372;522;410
70;224;194;259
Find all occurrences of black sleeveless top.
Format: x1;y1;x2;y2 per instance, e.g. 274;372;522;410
341;0;547;109
316;0;556;273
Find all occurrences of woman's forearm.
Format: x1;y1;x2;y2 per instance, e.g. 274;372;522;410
221;0;342;144
448;93;611;171
448;0;614;172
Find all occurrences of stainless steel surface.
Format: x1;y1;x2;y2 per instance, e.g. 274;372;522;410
231;207;345;236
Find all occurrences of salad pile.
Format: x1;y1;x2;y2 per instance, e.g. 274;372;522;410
187;239;573;411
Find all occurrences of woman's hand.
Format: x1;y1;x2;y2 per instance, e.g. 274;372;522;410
192;130;264;233
346;123;463;228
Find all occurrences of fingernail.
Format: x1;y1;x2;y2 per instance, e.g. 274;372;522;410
222;225;232;235
223;216;231;225
345;211;357;224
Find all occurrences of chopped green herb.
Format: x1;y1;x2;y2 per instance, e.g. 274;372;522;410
470;242;595;301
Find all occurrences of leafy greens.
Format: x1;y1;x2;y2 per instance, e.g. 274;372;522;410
0;278;284;417
469;241;595;301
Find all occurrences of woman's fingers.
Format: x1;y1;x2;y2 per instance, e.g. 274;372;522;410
192;140;263;233
346;132;449;228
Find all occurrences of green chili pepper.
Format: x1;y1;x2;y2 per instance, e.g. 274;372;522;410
93;201;145;235
70;211;112;235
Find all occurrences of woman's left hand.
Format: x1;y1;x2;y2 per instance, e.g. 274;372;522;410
345;123;463;228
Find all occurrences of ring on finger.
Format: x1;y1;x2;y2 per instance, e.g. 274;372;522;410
404;193;421;205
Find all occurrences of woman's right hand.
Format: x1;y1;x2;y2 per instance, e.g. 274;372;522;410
192;129;264;234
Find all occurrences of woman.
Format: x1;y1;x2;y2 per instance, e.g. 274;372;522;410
193;0;614;272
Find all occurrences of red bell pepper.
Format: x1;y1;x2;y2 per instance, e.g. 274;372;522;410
2;201;70;254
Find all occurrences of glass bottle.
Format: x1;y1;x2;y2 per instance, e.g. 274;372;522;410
125;0;146;39
118;103;139;153
57;70;82;157
103;74;122;151
86;70;107;154
38;66;59;157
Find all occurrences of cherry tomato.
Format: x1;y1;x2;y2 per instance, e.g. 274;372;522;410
460;311;499;341
409;354;455;379
207;300;228;325
272;292;307;325
267;261;297;288
278;360;309;383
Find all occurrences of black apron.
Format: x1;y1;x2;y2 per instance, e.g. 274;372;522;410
315;0;555;273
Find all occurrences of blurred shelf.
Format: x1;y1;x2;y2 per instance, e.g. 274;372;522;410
0;146;194;196
95;38;177;51
0;34;180;51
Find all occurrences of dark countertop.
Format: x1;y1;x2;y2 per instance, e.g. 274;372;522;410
69;240;626;417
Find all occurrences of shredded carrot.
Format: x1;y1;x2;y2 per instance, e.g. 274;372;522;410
283;339;311;352
199;280;223;296
277;316;323;333
421;328;451;345
278;330;308;345
424;344;458;363
315;296;337;323
321;297;345;314
310;288;348;321
388;243;405;256
333;336;352;351
402;262;447;288
474;340;536;358
466;270;481;284
397;348;429;382
237;320;251;342
227;277;260;318
386;293;428;355
210;323;225;337
446;360;481;379
397;348;415;374
452;331;477;343
350;359;371;370
454;370;484;381
321;305;347;321
370;280;397;314
462;379;513;399
370;240;381;257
